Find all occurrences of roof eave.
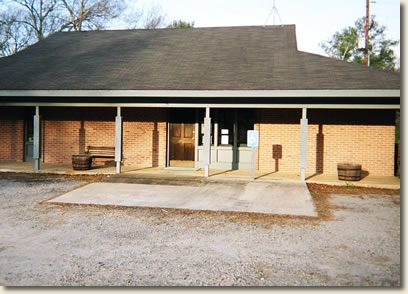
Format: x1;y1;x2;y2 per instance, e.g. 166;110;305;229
0;89;400;97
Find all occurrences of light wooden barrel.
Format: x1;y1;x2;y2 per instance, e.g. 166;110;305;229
337;163;362;181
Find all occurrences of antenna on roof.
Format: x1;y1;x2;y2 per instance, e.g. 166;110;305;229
264;0;283;26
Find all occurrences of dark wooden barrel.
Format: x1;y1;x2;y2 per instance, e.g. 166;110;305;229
337;163;362;181
72;155;92;170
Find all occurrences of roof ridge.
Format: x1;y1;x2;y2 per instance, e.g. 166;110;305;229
56;24;297;34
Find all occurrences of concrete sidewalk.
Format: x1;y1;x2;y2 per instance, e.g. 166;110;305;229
0;161;400;190
47;181;317;217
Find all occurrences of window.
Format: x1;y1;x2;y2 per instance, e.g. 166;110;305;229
220;129;229;145
217;109;234;145
198;109;256;147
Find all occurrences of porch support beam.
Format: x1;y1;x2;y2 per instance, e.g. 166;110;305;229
194;109;199;168
214;109;218;162
203;107;211;177
300;108;308;181
0;102;400;109
115;106;122;174
33;106;41;171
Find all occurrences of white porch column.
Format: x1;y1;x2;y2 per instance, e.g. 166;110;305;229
115;106;122;174
300;108;308;181
194;109;199;169
33;106;41;171
203;107;211;177
213;109;218;162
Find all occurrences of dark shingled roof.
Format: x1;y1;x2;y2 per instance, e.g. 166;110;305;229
0;25;400;90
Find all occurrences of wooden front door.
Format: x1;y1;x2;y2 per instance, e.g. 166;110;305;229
169;123;195;166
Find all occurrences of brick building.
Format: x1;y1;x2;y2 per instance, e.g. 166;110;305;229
0;25;400;179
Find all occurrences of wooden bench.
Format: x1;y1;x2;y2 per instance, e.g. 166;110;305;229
86;146;115;159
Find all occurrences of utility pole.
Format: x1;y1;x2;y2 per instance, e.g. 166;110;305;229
364;0;370;66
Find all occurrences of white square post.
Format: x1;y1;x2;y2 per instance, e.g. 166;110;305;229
203;107;211;177
247;130;259;180
33;106;41;171
115;106;122;174
300;108;308;181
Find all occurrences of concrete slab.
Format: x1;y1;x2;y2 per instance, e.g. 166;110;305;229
47;181;317;217
306;174;400;190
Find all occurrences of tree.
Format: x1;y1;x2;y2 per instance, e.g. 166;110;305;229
124;5;166;30
0;0;126;57
59;0;125;31
1;10;32;56
10;0;61;41
0;0;169;58
320;16;399;71
142;6;166;29
1;0;61;57
167;20;194;29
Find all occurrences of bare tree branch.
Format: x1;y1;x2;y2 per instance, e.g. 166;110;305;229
123;4;166;30
12;0;60;41
59;0;124;32
143;6;166;29
0;0;167;58
1;10;32;57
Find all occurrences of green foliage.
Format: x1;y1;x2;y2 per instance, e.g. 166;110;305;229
345;182;354;189
320;16;399;71
167;20;194;29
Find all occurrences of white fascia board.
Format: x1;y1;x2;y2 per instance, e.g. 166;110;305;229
0;102;400;109
0;89;400;97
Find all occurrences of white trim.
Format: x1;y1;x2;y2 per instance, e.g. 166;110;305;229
0;89;400;97
299;107;308;181
0;102;400;109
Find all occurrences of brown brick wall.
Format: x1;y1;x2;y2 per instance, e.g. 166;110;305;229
308;124;394;176
43;120;116;163
257;109;396;176
258;123;300;172
0;120;24;161
0;107;26;161
122;108;167;168
42;107;168;167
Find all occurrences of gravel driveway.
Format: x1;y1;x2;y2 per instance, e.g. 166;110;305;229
0;173;400;286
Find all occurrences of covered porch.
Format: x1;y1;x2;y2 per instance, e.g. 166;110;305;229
0;103;312;180
0;89;400;183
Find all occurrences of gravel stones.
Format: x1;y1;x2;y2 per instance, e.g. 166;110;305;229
0;174;400;286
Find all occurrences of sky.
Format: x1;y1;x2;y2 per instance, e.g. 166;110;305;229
120;0;400;59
